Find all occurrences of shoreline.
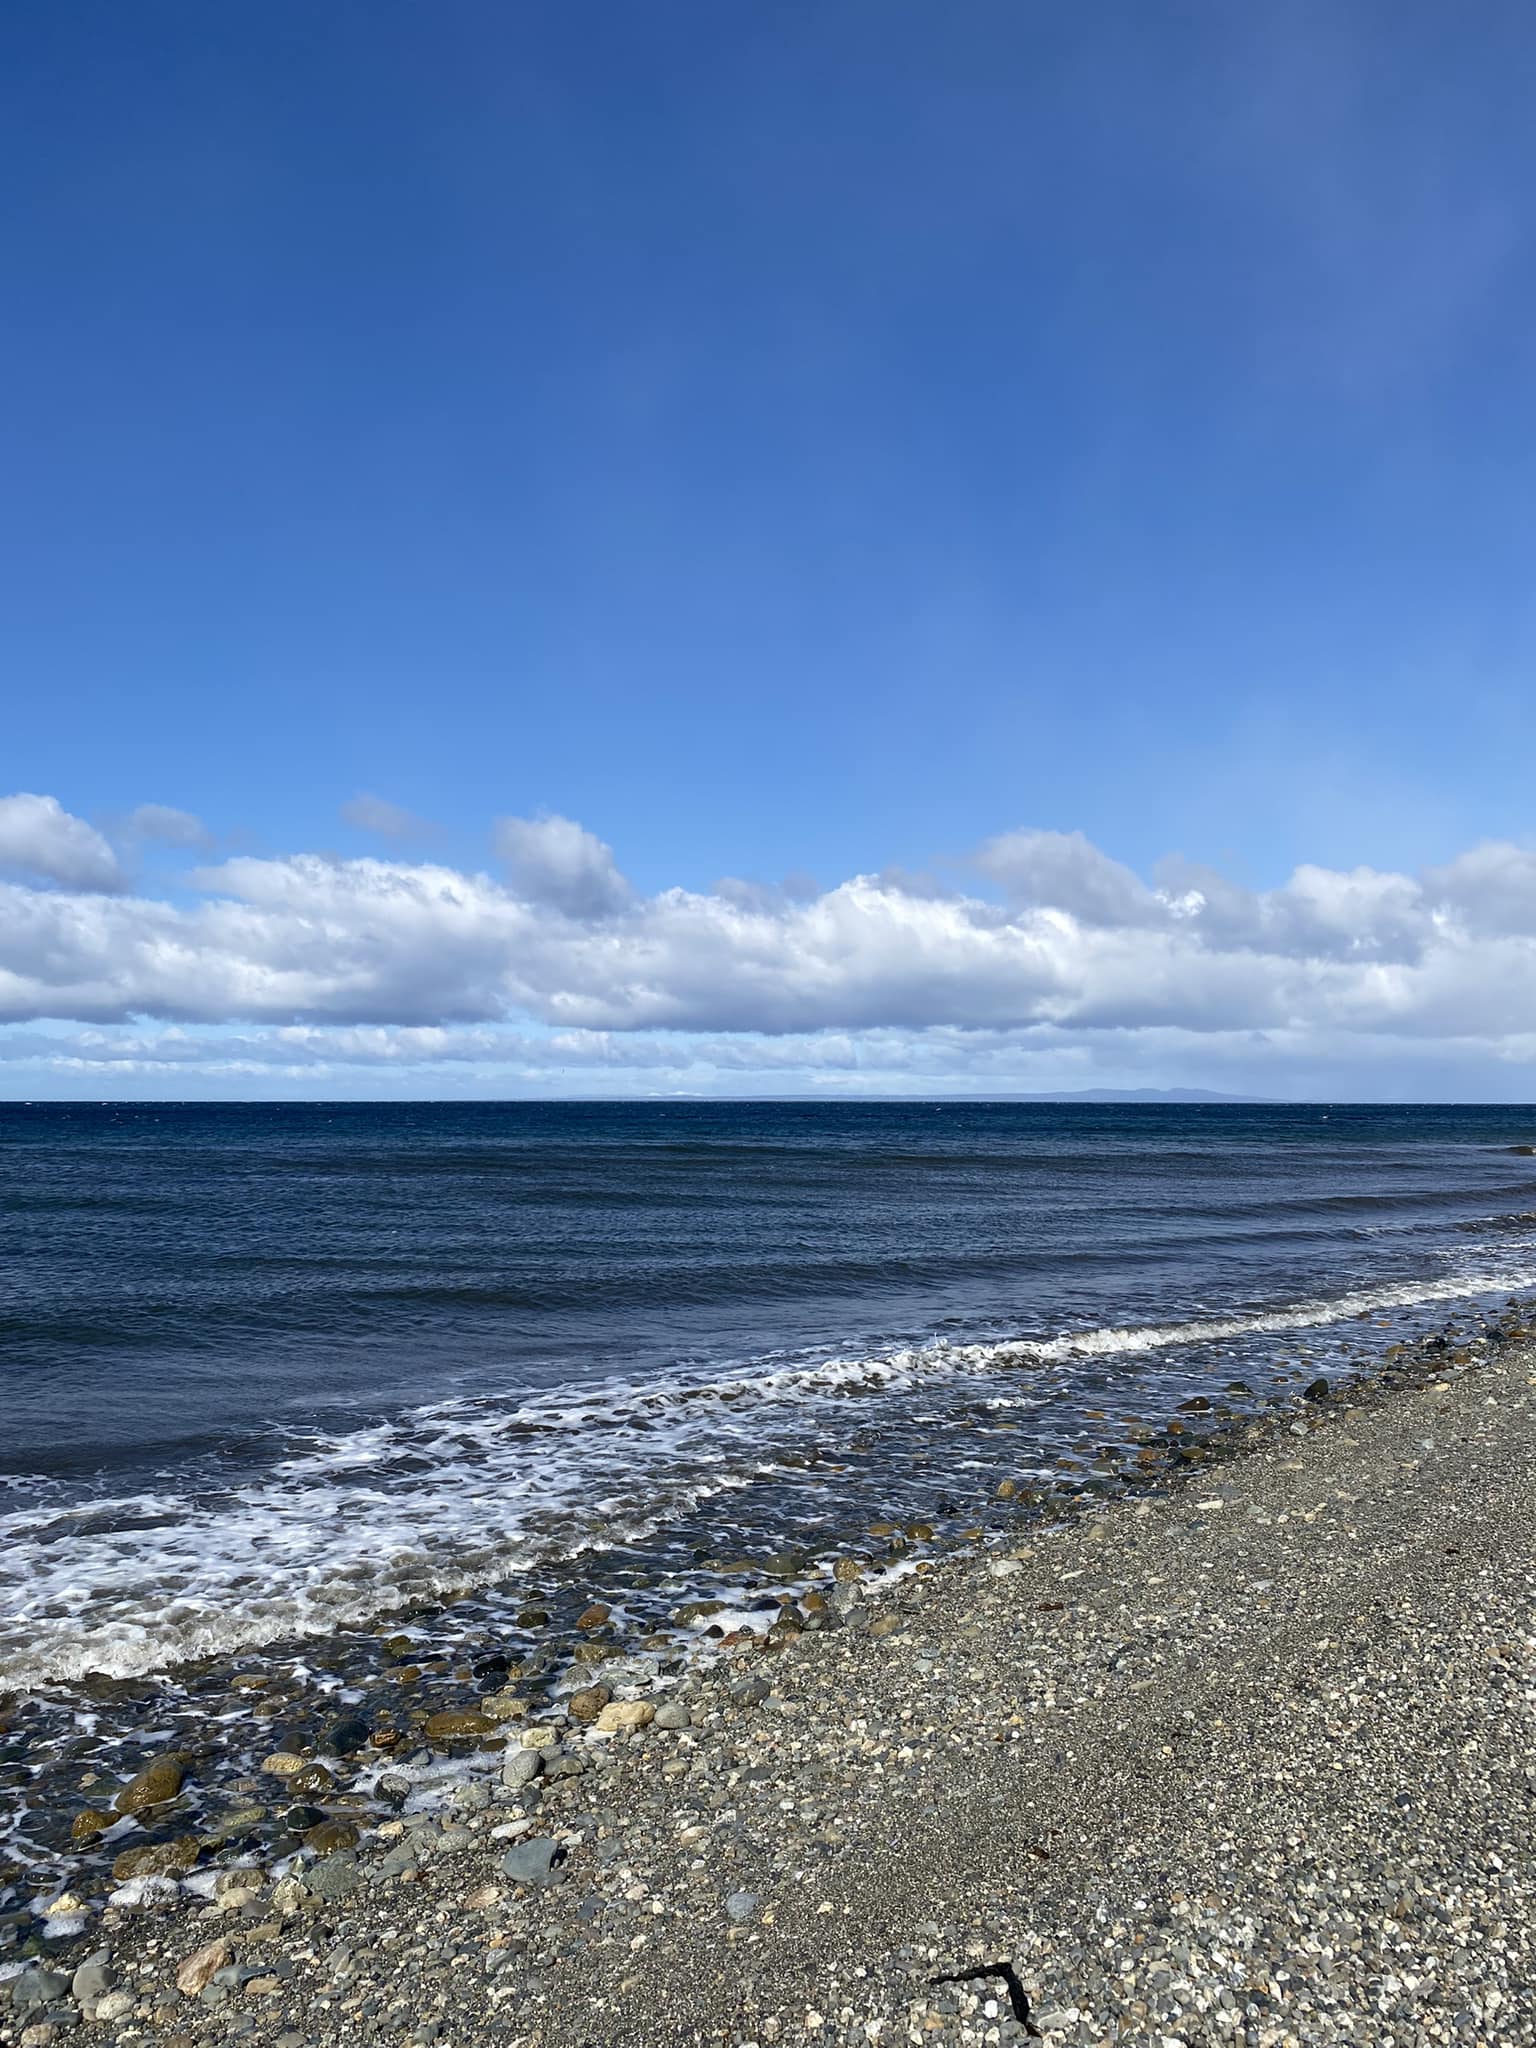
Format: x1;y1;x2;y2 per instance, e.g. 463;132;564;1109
5;1300;1536;2043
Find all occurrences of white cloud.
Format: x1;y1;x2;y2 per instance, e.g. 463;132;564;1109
978;827;1161;927
4;796;1536;1095
127;803;211;848
341;792;430;840
494;812;632;919
0;793;123;891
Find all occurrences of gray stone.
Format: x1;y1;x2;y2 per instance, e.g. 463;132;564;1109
502;1747;542;1788
10;1966;70;2009
301;1850;360;1900
654;1701;692;1729
725;1890;760;1923
70;1954;115;2004
502;1836;562;1888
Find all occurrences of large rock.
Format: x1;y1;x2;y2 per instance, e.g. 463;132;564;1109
320;1716;371;1756
113;1754;185;1815
502;1746;542;1788
302;1819;358;1854
423;1709;497;1741
175;1939;231;1997
593;1699;655;1732
502;1836;562;1888
112;1836;200;1880
566;1684;612;1724
10;1967;70;2010
71;1957;115;2005
302;1849;360;1900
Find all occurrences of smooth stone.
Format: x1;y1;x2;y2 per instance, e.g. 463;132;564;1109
593;1700;654;1732
9;1966;70;2009
502;1748;542;1788
114;1754;186;1815
653;1701;692;1730
71;1957;115;2004
725;1891;760;1923
176;1938;231;1996
502;1836;562;1888
302;1820;359;1854
423;1710;497;1740
566;1684;612;1724
320;1717;371;1757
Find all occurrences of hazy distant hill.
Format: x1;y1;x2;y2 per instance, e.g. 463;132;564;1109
1002;1087;1275;1104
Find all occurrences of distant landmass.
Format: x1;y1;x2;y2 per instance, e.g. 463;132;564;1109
657;1088;1280;1104
998;1087;1276;1104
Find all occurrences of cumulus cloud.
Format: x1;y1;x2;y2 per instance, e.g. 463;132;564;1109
341;792;431;840
4;795;1536;1096
494;812;632;919
978;828;1161;927
0;793;124;891
127;803;211;848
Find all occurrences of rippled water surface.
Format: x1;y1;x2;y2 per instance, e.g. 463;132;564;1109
6;1099;1536;1689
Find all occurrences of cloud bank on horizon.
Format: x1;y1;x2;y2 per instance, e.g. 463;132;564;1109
2;792;1535;1102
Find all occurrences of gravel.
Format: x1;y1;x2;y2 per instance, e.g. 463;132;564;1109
4;1308;1535;2045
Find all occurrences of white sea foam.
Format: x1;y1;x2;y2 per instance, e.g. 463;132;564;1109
2;1258;1532;1689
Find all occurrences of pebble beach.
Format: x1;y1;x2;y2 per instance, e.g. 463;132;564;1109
5;1301;1535;2048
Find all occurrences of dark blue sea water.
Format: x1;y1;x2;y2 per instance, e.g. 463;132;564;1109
4;1100;1536;1697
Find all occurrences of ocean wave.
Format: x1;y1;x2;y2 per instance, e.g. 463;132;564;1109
2;1258;1533;1689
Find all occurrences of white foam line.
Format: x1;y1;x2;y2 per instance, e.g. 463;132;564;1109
2;1258;1531;1688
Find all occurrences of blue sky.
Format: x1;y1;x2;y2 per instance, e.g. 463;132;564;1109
4;2;1536;1098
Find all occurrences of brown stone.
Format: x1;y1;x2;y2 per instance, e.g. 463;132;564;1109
302;1820;358;1854
71;1808;114;1842
867;1613;902;1638
567;1684;612;1724
593;1699;655;1732
424;1709;497;1741
832;1557;864;1583
575;1603;611;1631
112;1836;200;1881
113;1754;186;1815
175;1937;231;1996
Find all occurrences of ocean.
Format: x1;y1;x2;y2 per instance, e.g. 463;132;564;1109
4;1098;1536;1880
